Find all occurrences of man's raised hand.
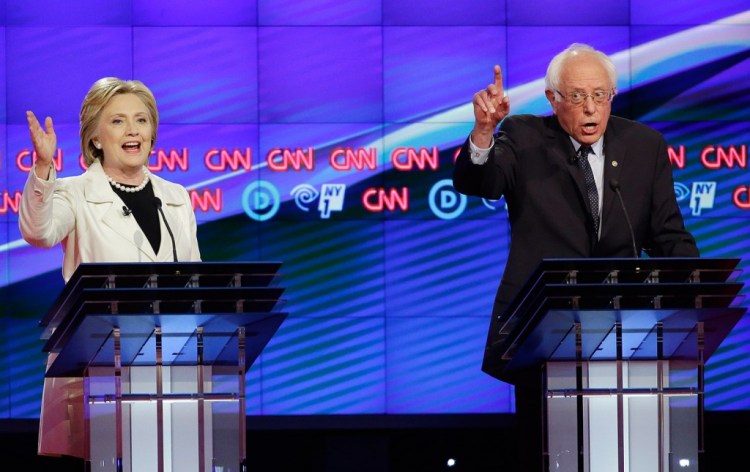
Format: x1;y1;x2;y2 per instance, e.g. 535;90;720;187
471;65;510;147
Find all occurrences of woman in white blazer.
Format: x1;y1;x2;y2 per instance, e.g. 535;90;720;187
19;77;201;458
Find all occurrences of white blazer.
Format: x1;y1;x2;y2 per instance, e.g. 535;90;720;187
19;159;202;458
19;159;201;282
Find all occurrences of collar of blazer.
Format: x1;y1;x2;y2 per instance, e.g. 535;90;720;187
81;160;185;261
600;118;625;226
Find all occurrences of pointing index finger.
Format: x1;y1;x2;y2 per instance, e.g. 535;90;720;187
493;64;504;93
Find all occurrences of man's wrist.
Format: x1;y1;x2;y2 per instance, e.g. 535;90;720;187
471;128;495;148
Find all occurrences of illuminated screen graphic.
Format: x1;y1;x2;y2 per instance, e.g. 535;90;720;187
1;1;749;421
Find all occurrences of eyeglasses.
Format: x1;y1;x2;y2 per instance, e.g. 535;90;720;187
554;89;614;106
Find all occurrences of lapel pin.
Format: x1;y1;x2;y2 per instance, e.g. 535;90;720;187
612;161;618;167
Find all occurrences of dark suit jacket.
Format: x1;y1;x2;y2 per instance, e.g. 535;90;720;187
453;114;699;317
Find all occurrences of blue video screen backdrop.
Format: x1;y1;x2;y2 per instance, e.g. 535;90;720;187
1;0;749;421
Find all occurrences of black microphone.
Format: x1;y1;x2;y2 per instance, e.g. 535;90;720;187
609;179;639;258
122;205;132;216
153;197;178;262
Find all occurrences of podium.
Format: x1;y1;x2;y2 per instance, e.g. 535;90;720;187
482;258;746;472
39;262;287;472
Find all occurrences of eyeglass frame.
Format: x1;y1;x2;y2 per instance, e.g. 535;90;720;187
553;88;616;106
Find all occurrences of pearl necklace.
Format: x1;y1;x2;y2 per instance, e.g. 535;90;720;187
106;167;150;193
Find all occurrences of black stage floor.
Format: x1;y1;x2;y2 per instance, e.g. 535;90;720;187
2;412;746;471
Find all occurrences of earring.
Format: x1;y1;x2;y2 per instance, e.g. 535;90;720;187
94;142;102;149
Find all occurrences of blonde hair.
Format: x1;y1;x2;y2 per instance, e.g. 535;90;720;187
79;77;159;166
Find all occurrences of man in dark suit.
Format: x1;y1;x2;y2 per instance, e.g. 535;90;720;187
452;43;699;471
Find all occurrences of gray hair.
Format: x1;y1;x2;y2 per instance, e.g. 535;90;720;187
545;43;617;99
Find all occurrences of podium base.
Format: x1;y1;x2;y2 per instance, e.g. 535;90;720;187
546;360;699;472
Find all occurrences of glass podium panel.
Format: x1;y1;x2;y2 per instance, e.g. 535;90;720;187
40;262;286;472
547;360;699;472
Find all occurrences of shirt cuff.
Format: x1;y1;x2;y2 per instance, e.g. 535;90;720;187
468;135;493;165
